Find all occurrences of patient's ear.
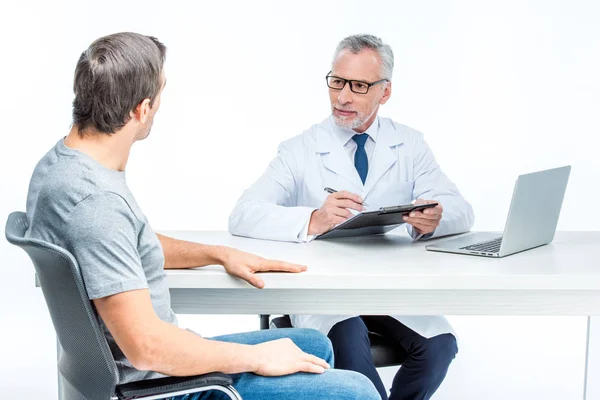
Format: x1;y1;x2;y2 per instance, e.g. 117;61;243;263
132;98;152;124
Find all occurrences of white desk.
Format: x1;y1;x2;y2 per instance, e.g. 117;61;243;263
163;231;600;399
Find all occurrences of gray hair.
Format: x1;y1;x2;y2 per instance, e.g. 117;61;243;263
72;32;167;135
332;34;394;80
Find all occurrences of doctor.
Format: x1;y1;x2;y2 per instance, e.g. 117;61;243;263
229;34;474;400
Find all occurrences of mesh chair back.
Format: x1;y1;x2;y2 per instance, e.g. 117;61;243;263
5;212;119;400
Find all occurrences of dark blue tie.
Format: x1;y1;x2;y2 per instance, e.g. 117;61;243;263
352;134;369;184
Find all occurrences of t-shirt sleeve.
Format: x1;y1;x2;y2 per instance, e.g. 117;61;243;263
64;191;148;300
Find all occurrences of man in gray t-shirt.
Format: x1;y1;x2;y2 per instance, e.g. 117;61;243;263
26;137;176;382
24;32;379;400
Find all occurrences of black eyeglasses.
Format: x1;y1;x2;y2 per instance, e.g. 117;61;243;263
325;71;388;94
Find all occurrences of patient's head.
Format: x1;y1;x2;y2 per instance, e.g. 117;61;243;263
72;32;167;140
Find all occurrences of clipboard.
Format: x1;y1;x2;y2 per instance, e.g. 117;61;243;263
314;202;438;240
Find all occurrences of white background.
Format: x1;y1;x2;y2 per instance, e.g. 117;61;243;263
1;0;599;398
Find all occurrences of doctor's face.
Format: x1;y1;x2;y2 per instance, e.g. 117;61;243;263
328;49;392;132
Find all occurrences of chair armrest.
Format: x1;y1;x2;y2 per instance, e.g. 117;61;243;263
116;372;233;400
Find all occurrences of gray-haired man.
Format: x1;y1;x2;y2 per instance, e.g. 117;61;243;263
230;34;473;400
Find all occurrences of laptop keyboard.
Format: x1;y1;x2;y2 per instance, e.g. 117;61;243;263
461;236;503;253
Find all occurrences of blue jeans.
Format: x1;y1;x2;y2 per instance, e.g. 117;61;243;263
172;328;379;400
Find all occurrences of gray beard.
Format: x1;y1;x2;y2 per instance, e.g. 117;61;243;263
332;107;377;130
333;114;365;130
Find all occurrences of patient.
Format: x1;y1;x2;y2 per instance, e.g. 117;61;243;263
24;32;379;400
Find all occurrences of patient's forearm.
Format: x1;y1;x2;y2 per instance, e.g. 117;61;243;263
134;319;259;376
157;233;227;269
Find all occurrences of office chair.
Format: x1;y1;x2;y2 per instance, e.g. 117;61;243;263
259;315;408;368
5;212;242;400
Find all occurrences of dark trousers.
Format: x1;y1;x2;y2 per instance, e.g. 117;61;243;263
327;316;458;400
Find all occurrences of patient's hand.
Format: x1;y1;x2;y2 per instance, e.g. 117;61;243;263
220;247;307;288
403;199;443;235
251;338;330;376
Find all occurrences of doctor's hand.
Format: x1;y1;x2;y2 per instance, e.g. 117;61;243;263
308;190;365;235
403;199;443;235
220;247;307;289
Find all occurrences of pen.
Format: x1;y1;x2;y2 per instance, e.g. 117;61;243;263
323;187;369;207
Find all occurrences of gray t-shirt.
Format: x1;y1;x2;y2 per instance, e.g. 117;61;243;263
25;138;177;384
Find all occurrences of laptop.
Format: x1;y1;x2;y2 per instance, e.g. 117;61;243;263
426;165;571;258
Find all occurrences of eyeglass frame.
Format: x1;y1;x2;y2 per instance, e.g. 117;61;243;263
325;71;389;94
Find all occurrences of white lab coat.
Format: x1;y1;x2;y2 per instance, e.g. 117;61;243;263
229;116;474;338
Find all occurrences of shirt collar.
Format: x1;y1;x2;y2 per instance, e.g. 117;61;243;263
331;116;380;147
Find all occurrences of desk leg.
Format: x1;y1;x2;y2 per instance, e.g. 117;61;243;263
57;339;63;400
584;316;599;400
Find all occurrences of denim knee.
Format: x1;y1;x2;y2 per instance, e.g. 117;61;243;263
288;328;334;366
308;328;335;366
335;370;381;400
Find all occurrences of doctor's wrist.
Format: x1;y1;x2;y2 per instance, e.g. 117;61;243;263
307;210;327;235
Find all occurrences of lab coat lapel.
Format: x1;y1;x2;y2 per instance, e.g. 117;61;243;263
315;127;363;190
363;125;404;198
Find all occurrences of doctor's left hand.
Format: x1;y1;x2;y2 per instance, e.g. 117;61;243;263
220;247;307;289
403;199;443;235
